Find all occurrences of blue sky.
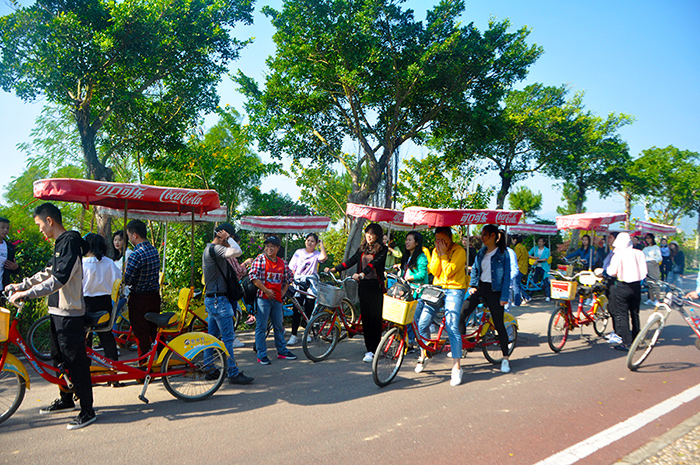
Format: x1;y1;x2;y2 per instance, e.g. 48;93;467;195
1;0;699;229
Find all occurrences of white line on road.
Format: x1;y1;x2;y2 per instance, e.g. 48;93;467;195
534;382;700;465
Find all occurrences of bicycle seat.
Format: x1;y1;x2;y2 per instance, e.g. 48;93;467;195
85;311;110;329
145;312;179;328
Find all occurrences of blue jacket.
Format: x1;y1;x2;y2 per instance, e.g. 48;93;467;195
470;246;511;302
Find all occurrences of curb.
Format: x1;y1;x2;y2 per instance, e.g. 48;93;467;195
614;411;700;465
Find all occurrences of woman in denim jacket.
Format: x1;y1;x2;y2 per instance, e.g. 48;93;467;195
459;224;513;374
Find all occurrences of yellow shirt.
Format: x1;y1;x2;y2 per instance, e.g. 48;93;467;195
428;243;467;289
513;243;529;275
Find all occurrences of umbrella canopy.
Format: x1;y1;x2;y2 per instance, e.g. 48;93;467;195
346;203;405;223
403;207;523;227
556;212;627;231
98;206;228;223
635;220;677;235
509;224;559;235
239;216;331;234
33;178;221;214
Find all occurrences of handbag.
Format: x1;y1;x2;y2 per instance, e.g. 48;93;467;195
420;286;445;309
209;246;244;303
239;274;257;305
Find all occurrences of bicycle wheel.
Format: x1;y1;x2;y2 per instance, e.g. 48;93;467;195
27;315;52;361
341;298;357;324
592;301;609;337
0;370;26;425
187;316;208;333
547;305;569;353
302;312;339;362
372;326;406;387
114;316;133;349
162;347;226;401
627;313;664;371
482;325;518;364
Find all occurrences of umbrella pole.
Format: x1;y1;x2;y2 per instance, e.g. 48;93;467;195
162;224;168;282
466;225;470;268
285;234;289;261
190;210;195;288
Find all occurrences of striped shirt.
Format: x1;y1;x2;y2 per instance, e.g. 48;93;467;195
124;241;160;293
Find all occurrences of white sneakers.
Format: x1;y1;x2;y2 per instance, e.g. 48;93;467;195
232;337;245;349
362;352;374;363
415;353;429;373
545;297;551;302
450;367;463;386
644;299;654;306
501;359;511;373
287;334;299;346
605;332;623;344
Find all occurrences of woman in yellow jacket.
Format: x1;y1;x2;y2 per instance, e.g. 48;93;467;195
415;226;467;386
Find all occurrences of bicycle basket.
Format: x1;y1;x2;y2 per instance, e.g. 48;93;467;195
343;278;359;303
317;282;345;307
0;308;10;342
382;295;418;325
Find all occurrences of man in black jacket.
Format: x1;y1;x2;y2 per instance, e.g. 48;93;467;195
0;217;20;303
7;203;96;430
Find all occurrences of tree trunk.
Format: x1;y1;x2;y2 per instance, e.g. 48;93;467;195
622;190;632;230
383;157;393;209
696;207;700;255
496;171;512;209
567;187;587;254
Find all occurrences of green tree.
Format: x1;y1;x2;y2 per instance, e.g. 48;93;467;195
0;0;254;184
237;0;541;258
395;153;492;209
291;161;353;223
508;186;542;220
436;83;569;208
556;181;587;216
243;188;311;217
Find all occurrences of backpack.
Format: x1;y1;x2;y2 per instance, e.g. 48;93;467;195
209;246;244;304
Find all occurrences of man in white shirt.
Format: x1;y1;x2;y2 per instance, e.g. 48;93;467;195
606;232;648;350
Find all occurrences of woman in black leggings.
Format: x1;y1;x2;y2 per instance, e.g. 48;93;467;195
459;224;513;373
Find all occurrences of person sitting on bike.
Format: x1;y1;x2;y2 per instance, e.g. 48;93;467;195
7;203;96;429
287;232;327;346
326;223;387;363
667;241;685;288
606;232;647;351
416;226;467;386
528;237;552;302
510;235;529;304
684;270;700;301
396;231;429;352
643;233;663;306
82;233;120;362
250;236;298;365
459;224;512;374
566;234;593;268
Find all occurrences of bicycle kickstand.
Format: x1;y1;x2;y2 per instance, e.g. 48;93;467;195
138;375;152;404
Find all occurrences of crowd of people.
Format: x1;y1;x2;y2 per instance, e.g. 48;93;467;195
2;202;697;429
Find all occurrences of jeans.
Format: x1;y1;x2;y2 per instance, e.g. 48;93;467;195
204;296;239;377
511;271;523;306
255;297;289;359
417;288;465;359
667;271;680;289
407;299;425;344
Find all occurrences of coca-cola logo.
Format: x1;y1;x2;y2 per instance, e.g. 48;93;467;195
460;212;489;224
392;212;403;222
159;189;205;206
495;211;521;225
95;184;147;200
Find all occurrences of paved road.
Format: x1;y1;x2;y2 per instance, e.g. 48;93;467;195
1;299;699;465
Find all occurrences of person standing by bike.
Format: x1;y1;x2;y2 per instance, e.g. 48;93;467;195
528;237;552;302
460;224;513;374
417;226;467;386
202;223;254;384
250;235;298;365
666;241;685;288
397;231;429;352
287;233;327;346
326;223;387;363
566;234;593;268
606;232;647;351
643;233;662;305
6;203;95;430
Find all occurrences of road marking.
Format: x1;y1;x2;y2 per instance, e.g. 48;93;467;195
534;382;700;465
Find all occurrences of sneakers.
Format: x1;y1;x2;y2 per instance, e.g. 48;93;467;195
521;297;530;305
605;332;623;345
67;411;96;430
613;344;629;352
40;398;79;415
287;334;299;346
277;352;298;360
245;315;256;325
450;367;463;386
257;356;272;365
232;337;245;349
501;359;511;373
204;369;221;381
644;299;654;306
229;372;254;385
362;352;374;363
545;297;551;302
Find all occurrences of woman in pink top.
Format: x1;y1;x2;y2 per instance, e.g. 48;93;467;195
287;233;327;345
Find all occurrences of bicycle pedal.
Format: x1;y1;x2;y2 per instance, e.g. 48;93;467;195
138;395;149;404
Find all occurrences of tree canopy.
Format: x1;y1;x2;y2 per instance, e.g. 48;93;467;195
508;186;542;220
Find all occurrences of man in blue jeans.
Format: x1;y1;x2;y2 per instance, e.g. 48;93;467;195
202;223;253;385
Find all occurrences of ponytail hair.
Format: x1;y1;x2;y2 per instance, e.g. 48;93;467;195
84;233;107;260
481;224;507;252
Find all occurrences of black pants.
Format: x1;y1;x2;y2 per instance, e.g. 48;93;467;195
606;279;618;334
128;291;161;357
290;294;315;336
49;314;94;415
459;282;510;357
611;280;641;345
359;279;383;353
85;295;119;361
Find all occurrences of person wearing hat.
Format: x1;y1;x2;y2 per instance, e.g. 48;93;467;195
202;223;254;384
666;240;685;288
249;235;297;365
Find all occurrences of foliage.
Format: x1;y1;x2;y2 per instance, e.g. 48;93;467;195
627;146;700;225
556;182;587;216
395;153;492;209
320;228;349;268
242;188;311;217
435;83;569;208
0;0;254;182
508;186;542;219
291;161;353;223
237;0;541;257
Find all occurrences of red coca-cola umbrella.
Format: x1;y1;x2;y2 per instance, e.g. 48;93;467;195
555;212;627;232
346;203;404;223
239;216;331;234
635;220;676;236
403;207;523;227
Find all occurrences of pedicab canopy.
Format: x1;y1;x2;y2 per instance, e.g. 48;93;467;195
98;206;228;223
508;224;559;235
345;203;426;230
239;216;331;234
555;212;627;232
403;207;523;227
33;178;221;214
635;220;677;235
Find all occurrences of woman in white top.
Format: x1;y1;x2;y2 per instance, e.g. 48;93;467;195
83;233;122;361
642;233;662;305
606;232;648;350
